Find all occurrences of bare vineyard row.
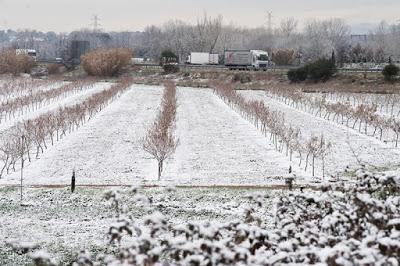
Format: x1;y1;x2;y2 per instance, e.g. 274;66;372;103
321;92;400;117
0;80;95;124
265;87;400;146
212;82;330;177
142;81;179;180
0;79;133;178
0;78;56;103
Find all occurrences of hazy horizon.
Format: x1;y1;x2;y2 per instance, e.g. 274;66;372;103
0;0;399;33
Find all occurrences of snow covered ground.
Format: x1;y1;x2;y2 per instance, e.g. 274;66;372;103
163;87;299;185
239;90;400;177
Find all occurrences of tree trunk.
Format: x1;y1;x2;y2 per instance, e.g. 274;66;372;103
312;155;315;177
158;160;163;181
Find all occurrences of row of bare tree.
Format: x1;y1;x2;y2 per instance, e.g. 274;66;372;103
321;92;400;117
212;82;330;177
142;81;179;180
266;87;400;146
0;79;133;178
0;78;55;103
0;80;95;124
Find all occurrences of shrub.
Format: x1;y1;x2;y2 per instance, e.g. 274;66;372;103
287;66;308;82
382;64;399;82
307;58;336;82
25;167;398;265
81;48;133;77
287;58;335;83
272;49;295;66
233;73;252;83
0;49;35;75
160;50;178;66
163;64;180;74
46;64;61;75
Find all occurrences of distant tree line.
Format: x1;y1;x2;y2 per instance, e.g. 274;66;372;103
0;15;399;64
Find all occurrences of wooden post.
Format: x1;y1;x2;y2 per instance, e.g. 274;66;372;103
71;170;76;193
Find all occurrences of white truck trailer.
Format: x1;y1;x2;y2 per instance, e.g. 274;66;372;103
224;50;269;70
187;52;219;65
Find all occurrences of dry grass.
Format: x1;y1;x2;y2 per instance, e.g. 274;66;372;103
46;63;61;75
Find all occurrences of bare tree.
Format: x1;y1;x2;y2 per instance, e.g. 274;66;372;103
142;82;179;180
142;123;178;180
196;12;223;53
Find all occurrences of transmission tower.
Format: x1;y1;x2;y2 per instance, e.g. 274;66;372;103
266;11;273;33
90;14;102;32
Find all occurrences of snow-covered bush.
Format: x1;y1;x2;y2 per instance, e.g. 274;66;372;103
46;168;400;266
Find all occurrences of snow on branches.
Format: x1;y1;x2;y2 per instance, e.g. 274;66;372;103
41;169;397;265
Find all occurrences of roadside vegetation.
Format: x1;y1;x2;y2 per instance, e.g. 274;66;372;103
81;48;132;77
382;63;400;82
0;49;35;75
287;58;336;83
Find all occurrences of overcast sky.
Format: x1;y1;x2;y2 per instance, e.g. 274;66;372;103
0;0;399;33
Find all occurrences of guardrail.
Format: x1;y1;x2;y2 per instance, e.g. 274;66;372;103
37;60;383;74
137;63;383;73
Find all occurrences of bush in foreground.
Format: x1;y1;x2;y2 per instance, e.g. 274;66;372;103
81;48;133;77
0;49;35;75
382;64;399;82
17;168;399;265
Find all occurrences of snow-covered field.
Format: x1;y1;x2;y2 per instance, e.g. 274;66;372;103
1;83;400;185
0;85;309;186
165;87;298;185
1;81;399;265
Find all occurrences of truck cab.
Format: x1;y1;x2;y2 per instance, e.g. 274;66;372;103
251;50;269;70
